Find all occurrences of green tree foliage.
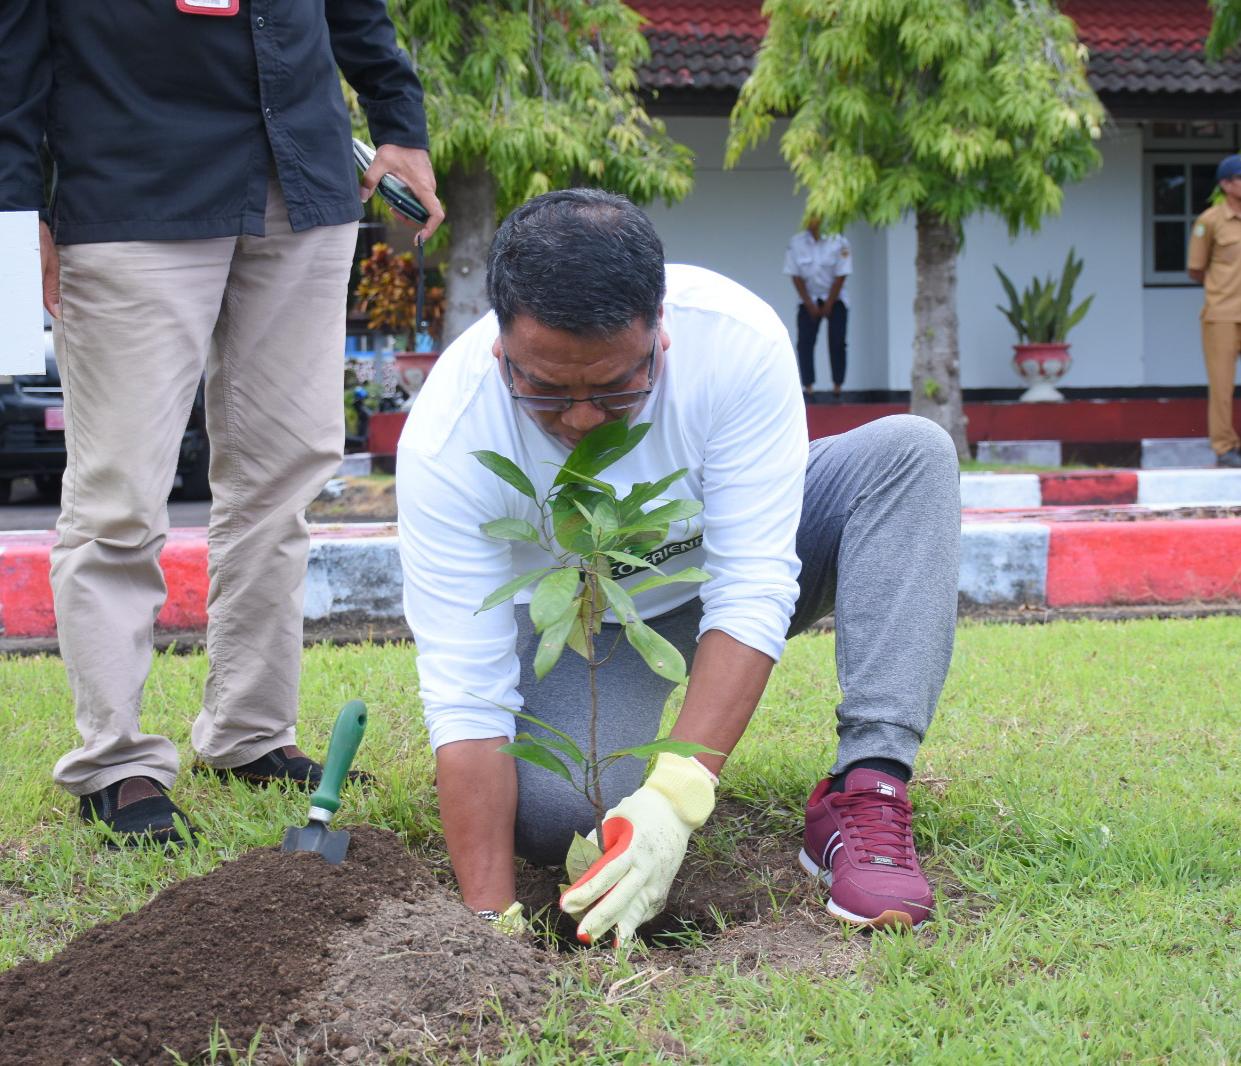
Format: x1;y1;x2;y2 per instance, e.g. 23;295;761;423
382;1;694;343
726;0;1104;454
1206;0;1241;61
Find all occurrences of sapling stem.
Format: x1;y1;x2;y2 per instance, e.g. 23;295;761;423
585;567;606;846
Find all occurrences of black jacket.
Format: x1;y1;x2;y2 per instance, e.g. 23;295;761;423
0;0;429;243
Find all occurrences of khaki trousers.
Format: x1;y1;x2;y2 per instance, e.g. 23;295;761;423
51;182;358;795
1201;320;1241;455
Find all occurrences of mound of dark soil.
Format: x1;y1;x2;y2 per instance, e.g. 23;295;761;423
0;828;555;1065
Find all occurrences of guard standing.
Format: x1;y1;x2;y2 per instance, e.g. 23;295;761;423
783;217;852;401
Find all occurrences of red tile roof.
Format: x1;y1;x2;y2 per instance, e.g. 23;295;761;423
630;0;1241;96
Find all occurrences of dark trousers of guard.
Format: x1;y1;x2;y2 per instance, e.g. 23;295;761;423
796;299;849;390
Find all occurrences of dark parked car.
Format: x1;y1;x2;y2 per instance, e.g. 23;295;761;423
0;324;210;503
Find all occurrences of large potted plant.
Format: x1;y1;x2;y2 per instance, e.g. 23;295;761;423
994;248;1093;402
353;242;445;399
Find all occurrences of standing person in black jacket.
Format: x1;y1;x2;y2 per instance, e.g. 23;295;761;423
0;1;444;844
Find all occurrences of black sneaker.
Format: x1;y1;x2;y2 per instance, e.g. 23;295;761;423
198;745;373;791
79;777;197;848
1216;448;1241;468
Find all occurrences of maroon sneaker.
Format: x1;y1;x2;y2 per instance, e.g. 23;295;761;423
799;768;932;929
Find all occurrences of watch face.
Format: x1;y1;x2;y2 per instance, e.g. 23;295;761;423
176;0;240;15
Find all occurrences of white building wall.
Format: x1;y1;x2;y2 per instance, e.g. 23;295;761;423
644;117;889;389
1143;288;1209;385
884;125;1146;389
645;116;1219;390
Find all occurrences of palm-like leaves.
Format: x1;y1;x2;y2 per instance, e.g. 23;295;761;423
995;248;1094;344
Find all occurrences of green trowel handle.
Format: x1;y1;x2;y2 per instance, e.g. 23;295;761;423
309;700;368;816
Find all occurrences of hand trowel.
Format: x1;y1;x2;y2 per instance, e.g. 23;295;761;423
280;700;367;865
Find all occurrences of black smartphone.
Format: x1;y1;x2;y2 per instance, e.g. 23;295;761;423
352;138;431;225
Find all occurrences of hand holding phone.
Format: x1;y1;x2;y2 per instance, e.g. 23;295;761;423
353;138;431;225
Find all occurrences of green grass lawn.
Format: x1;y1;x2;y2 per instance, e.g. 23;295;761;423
2;619;1238;1063
958;460;1087;474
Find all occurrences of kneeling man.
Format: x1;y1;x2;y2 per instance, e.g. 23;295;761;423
397;189;960;943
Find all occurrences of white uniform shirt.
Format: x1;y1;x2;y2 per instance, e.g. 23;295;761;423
782;230;852;306
396;265;808;751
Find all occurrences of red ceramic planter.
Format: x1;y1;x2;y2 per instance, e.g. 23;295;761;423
1012;342;1071;402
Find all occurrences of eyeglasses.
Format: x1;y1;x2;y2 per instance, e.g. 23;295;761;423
502;337;656;414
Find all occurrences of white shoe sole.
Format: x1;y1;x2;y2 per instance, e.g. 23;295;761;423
798;847;919;930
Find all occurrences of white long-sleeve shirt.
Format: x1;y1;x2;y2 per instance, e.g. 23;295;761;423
396;264;808;751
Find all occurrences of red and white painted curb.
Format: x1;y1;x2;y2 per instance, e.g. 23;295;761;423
0;526;402;642
960;468;1241;509
959;509;1241;608
3;510;1240;641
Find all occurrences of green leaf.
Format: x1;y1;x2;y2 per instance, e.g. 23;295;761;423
496;741;575;785
598;576;639;624
555;466;617;494
477;567;555;613
608;739;724;761
619;468;688;519
471;450;536;501
592;497;620;536
551;486;599;554
534;602;579;679
611;526;665;546
604;549;656;571
480;517;541;543
554;421;652;486
642;499;703;526
511;708;588;755
565;609;592;659
624;619;688;684
514;731;588;768
529;568;581;630
628;566;710;597
565;831;603;883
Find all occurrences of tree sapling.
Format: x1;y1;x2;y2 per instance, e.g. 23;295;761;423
472;419;718;879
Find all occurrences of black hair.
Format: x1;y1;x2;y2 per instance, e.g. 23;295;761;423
486;188;666;338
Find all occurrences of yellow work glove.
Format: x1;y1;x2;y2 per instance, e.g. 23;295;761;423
560;753;716;945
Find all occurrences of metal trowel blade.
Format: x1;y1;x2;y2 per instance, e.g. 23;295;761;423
280;822;351;865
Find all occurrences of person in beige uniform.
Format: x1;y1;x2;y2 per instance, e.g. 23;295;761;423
1187;154;1241;468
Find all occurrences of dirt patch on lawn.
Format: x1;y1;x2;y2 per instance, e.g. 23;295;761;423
512;798;882;978
0;827;556;1066
0;804;926;1064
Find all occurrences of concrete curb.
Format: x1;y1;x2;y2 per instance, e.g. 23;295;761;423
960;468;1241;509
3;515;1240;640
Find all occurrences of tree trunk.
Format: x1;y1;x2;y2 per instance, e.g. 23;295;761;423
910;210;969;460
440;164;497;348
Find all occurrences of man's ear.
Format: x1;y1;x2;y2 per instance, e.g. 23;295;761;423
491;335;503;365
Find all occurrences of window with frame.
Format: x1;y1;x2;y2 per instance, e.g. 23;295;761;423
1143;122;1236;286
1144;157;1221;284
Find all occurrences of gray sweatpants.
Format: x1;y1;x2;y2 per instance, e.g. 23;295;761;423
513;414;961;865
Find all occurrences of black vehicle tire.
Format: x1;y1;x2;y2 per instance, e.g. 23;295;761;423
179;443;212;501
33;474;63;503
0;479;10;505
